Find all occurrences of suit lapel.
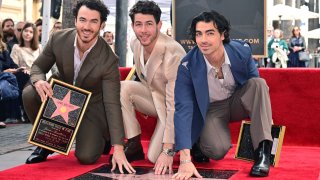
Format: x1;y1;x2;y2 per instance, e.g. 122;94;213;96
190;48;209;121
74;38;100;87
62;30;76;85
133;41;147;84
146;34;165;86
224;43;246;85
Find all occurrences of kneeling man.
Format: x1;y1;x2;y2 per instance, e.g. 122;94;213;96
173;11;273;179
120;0;186;175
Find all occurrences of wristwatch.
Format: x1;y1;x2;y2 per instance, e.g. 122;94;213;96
162;148;175;157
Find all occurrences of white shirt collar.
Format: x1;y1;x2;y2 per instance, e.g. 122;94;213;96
74;34;98;52
204;49;231;74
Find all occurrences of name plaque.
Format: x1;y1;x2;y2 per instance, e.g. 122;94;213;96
28;79;91;155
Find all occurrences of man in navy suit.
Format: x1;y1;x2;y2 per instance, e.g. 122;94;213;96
172;11;273;179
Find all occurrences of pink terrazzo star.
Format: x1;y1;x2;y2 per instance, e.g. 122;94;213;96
50;91;80;124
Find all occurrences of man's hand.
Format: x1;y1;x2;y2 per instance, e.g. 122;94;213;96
111;144;136;174
154;152;173;175
34;80;53;102
172;162;202;180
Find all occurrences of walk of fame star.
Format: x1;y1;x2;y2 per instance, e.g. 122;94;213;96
50;91;80;124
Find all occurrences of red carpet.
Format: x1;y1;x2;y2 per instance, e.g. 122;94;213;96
0;142;319;179
1;68;319;179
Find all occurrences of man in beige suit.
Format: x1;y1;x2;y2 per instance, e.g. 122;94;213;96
22;0;135;174
120;0;185;175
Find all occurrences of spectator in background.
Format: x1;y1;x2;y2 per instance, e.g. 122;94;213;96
0;25;23;125
14;21;26;44
265;26;274;67
268;29;288;68
288;26;306;67
1;18;18;53
50;21;62;35
10;22;42;121
34;18;42;43
166;27;172;37
266;26;274;43
11;22;42;72
103;31;114;51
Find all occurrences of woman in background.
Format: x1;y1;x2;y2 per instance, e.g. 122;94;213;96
11;22;42;72
10;22;42;122
288;26;307;67
0;26;22;127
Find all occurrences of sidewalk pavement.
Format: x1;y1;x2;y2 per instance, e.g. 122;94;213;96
0;123;75;172
0;123;35;171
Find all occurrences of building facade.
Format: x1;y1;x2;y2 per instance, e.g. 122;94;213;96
0;0;41;23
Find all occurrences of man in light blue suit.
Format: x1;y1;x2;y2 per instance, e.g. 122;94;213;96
172;11;273;179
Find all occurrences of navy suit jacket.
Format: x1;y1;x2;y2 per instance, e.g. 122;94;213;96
174;40;259;151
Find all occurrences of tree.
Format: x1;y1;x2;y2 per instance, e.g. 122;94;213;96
62;0;77;28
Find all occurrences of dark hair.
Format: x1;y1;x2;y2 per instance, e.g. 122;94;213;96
1;18;14;29
73;0;110;23
20;22;39;51
34;18;42;27
189;10;231;44
103;31;114;39
129;0;162;24
291;26;301;37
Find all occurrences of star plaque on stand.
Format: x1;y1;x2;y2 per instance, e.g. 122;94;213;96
235;121;286;167
28;79;91;155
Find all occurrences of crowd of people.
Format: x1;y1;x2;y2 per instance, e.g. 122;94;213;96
263;25;312;68
0;18;44;128
2;0;306;178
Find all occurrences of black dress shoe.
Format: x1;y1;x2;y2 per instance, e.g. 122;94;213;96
191;142;209;163
124;140;144;162
250;140;273;177
26;147;54;164
109;135;144;163
102;141;111;155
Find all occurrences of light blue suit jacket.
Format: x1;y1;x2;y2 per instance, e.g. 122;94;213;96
174;40;259;151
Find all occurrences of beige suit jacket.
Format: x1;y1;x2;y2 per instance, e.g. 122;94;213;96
30;29;124;145
131;33;186;144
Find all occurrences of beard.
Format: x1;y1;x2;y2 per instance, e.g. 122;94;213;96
3;29;15;40
76;29;99;44
137;28;159;47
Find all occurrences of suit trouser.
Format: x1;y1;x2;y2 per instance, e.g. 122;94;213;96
199;78;273;160
22;84;107;164
121;81;164;163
